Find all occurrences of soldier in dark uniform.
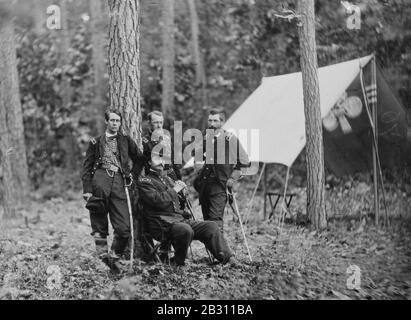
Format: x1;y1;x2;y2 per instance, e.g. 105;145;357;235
142;110;182;257
142;110;181;180
138;157;234;266
82;109;144;266
194;108;250;232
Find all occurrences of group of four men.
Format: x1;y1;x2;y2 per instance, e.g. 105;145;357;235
81;108;249;270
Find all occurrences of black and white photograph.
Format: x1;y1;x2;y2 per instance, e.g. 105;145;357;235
0;0;410;306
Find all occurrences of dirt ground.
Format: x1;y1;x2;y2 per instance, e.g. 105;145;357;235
1;191;410;300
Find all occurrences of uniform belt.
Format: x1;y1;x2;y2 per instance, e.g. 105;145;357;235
101;164;119;173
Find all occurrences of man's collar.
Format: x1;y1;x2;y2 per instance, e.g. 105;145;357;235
205;128;224;139
149;168;167;178
149;168;160;176
105;131;118;138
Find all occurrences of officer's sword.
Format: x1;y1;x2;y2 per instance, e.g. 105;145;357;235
227;189;253;262
124;175;134;273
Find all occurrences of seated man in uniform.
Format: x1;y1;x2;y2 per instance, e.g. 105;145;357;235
137;155;235;266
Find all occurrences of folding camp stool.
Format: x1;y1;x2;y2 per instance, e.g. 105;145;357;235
265;191;296;220
140;218;175;264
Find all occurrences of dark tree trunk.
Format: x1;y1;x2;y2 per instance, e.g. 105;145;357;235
187;0;208;127
108;0;142;145
0;2;30;219
107;0;143;256
90;0;109;134
297;0;327;230
187;0;205;87
161;0;175;123
58;0;77;171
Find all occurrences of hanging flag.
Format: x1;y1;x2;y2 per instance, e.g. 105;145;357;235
365;83;377;106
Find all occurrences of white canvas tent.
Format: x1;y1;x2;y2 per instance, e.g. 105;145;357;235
222;54;407;174
216;54;407;223
224;55;374;167
182;55;374;170
184;55;407;224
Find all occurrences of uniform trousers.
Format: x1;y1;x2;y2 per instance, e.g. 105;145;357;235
199;180;227;233
89;168;131;256
167;220;232;265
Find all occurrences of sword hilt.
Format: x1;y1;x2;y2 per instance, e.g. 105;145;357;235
124;173;133;187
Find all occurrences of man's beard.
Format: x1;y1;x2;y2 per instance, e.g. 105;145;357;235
152;166;166;176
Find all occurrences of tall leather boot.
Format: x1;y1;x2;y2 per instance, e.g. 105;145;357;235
111;236;129;256
93;233;108;258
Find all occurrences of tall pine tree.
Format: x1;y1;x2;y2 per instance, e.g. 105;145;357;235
0;0;30;219
297;0;327;230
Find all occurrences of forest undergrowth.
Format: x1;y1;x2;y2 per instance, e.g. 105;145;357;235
1;183;410;300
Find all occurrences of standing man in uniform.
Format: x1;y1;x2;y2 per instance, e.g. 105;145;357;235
138;156;234;266
142;110;181;180
82;109;144;269
194;108;250;233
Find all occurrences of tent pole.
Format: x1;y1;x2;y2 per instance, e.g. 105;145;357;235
372;58;389;226
243;162;266;224
372;134;379;225
263;163;268;219
360;56;388;226
279;165;291;234
371;56;380;226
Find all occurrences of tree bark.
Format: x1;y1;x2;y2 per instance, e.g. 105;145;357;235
108;0;142;145
195;1;210;131
0;2;30;219
58;0;77;171
187;0;208;121
161;0;175;123
107;0;143;256
187;0;204;86
90;0;109;134
297;0;327;230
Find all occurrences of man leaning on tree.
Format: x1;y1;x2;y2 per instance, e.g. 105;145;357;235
81;109;144;271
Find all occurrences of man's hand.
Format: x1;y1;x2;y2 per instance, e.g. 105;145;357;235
226;178;235;190
181;186;189;197
194;159;205;172
83;193;92;201
173;180;187;193
182;209;191;219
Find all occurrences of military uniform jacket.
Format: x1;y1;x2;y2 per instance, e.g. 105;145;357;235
195;129;250;194
137;171;185;231
81;133;144;193
142;131;182;180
